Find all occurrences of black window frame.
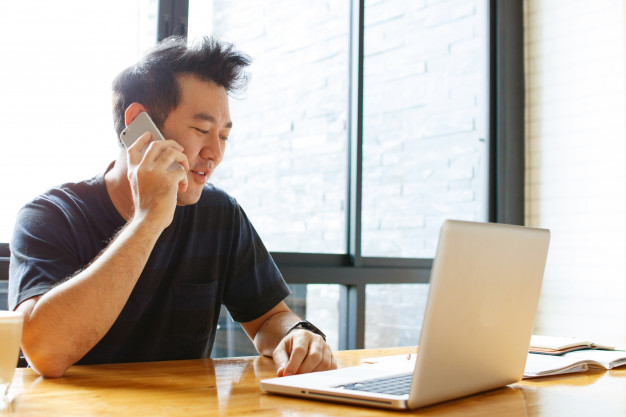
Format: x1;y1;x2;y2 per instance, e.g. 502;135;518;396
0;0;524;350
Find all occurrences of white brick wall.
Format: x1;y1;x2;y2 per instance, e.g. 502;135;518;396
524;0;626;347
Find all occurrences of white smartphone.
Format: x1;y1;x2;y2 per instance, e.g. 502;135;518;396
119;111;166;149
119;112;182;171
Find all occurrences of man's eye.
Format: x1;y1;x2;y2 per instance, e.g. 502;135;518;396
220;135;229;141
194;127;209;134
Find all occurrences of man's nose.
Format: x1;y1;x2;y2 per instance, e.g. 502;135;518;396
199;132;223;160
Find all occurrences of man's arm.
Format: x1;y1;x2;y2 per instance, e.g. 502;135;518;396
16;218;166;377
240;302;337;376
15;132;189;378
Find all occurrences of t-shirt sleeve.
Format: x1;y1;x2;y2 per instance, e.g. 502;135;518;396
9;199;83;310
222;203;291;323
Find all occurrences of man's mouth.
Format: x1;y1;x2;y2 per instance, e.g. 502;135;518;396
190;162;214;183
191;170;207;178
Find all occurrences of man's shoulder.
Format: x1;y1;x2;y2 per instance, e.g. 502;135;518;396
18;174;109;227
26;174;105;210
30;176;106;204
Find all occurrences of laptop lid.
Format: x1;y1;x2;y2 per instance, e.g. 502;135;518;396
407;220;549;408
261;220;550;410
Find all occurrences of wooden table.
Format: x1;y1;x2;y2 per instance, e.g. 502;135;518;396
1;347;625;416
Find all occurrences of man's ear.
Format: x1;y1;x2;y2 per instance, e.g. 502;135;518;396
124;103;148;127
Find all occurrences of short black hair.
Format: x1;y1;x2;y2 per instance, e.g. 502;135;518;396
112;36;251;139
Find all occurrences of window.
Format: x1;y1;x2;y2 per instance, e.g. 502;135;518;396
212;284;341;356
189;0;351;254
362;0;490;258
0;0;159;242
365;284;428;348
188;0;490;259
359;0;490;347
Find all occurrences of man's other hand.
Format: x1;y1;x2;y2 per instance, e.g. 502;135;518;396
272;329;337;377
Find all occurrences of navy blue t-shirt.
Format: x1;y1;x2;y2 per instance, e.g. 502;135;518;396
8;172;290;364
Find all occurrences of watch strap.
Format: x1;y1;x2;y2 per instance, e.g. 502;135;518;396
285;320;327;341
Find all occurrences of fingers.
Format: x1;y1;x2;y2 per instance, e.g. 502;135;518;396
174;163;188;192
279;334;309;377
273;340;290;377
126;131;154;166
153;146;186;169
274;330;336;377
155;146;189;192
144;140;186;169
127;138;189;187
127;133;186;169
296;335;335;374
312;342;337;372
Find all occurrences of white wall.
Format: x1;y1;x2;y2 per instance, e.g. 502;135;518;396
524;0;626;347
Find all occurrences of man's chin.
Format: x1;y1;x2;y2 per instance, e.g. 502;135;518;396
176;190;203;206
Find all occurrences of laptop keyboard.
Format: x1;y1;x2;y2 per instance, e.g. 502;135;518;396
337;373;413;396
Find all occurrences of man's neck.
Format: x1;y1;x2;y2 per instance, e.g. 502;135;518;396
104;156;134;221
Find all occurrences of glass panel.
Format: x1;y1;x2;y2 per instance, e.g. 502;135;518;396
365;284;428;349
212;284;341;357
188;1;350;254
361;0;490;258
0;0;158;243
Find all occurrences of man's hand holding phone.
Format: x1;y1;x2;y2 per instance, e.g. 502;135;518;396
121;112;189;229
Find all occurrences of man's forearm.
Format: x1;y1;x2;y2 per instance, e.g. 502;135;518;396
18;218;163;377
253;310;300;357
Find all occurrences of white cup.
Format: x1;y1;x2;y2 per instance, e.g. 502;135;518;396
0;311;23;400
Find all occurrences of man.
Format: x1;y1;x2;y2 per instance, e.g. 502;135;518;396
8;36;336;378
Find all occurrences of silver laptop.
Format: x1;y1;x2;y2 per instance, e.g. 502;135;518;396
261;220;550;410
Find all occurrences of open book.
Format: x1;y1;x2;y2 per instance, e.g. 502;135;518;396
362;346;626;379
524;349;626;378
529;335;614;355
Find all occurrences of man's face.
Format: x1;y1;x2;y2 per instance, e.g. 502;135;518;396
160;74;232;206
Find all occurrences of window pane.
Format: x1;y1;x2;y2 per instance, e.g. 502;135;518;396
212;284;340;357
188;1;350;253
365;284;428;349
362;0;490;258
0;0;158;243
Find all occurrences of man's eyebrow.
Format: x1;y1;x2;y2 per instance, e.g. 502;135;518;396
193;113;233;128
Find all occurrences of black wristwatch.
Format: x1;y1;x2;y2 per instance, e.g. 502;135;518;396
286;320;326;341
